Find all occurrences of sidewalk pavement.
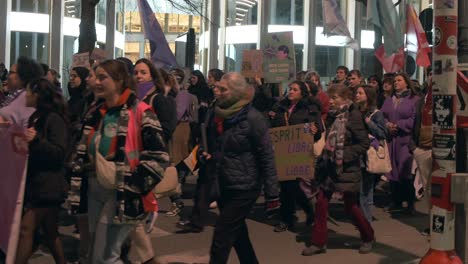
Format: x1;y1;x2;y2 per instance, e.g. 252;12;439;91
29;181;431;264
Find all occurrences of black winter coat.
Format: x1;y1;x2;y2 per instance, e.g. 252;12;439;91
323;103;370;193
270;98;323;142
26;112;69;206
205;105;279;198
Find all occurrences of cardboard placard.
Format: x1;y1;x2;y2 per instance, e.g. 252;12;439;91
262;31;296;83
241;50;264;78
269;124;315;181
71;52;90;68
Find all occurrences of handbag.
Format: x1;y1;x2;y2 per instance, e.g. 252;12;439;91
366;140;392;174
94;132;117;189
313;119;326;157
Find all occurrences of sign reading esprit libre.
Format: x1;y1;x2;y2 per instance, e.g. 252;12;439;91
269;124;315;181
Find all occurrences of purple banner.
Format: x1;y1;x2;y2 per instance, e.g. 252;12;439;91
0;125;28;261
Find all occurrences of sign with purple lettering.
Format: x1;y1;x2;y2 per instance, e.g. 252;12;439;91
269;124;315;181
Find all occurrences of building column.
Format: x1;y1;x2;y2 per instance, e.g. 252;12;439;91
345;0;355;70
0;0;12;66
208;0;220;70
105;0;116;59
303;0;316;71
353;0;362;69
218;0;227;70
49;0;63;71
258;0;270;49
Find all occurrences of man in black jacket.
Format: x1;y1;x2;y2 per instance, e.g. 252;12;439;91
201;72;280;264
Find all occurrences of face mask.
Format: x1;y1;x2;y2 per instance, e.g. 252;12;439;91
136;81;154;100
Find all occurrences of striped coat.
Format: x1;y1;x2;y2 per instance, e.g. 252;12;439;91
68;91;170;223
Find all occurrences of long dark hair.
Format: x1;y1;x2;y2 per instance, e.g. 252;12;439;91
134;58;165;93
356;84;377;111
28;78;68;125
395;72;416;97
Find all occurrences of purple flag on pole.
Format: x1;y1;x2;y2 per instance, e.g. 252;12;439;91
137;0;178;69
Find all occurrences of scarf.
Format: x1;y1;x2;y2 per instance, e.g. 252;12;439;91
393;89;410;107
214;98;251;119
136;81;154;100
0;88;24;108
323;103;349;175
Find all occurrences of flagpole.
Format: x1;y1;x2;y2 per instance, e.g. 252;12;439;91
399;0;407;73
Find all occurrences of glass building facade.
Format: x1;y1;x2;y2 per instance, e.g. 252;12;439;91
198;0;432;82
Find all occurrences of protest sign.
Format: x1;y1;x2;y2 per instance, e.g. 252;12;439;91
262;31;296;83
269;124;315;181
242;50;263;78
0;125;28;263
71;52;90;68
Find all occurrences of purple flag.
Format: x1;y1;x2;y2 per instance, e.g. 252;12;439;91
137;0;178;69
0;125;28;262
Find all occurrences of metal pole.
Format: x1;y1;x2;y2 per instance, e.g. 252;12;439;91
303;0;316;71
105;0;116;59
420;0;462;262
0;0;11;67
49;0;64;73
455;0;468;261
208;0;219;70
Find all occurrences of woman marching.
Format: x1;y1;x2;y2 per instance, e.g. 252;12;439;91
354;85;388;223
302;83;375;256
269;80;322;232
15;78;69;264
68;59;169;263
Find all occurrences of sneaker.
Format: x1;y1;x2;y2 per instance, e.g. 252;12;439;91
302;245;327;256
176;220;203;233
274;222;289;232
166;202;184;217
359;240;374;254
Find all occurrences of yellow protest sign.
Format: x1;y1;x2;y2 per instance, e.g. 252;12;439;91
269;124;315;181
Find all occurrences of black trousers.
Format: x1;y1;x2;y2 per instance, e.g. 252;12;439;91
390;179;415;208
190;164;218;229
209;189;259;264
279;180;312;225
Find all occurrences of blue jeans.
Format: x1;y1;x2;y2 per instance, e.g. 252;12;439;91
360;172;375;223
88;177;136;264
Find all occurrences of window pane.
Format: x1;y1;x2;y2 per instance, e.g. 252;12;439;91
226;0;258;26
12;0;50;14
271;0;303;25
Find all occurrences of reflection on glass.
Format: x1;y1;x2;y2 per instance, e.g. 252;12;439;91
10;32;49;64
271;0;304;25
224;43;257;72
12;0;50;14
64;0;80;18
226;0;258;26
96;0;107;25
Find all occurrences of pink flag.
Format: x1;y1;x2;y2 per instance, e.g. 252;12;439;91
375;44;405;73
406;4;431;67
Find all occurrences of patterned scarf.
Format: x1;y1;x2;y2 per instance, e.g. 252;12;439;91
323;103;349;175
0;88;24;108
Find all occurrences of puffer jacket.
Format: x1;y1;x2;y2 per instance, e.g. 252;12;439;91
323;103;370;192
205;104;279;199
270;97;323;142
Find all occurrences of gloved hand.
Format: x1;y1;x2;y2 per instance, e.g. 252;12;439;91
265;197;280;219
370;138;380;150
145;212;158;233
197;146;212;164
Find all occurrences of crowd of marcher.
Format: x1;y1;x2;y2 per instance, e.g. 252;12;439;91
0;56;433;264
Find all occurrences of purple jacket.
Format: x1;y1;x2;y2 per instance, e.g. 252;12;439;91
380;93;420;181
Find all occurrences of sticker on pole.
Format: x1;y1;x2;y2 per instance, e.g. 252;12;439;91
433;95;455;129
432;215;445;233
